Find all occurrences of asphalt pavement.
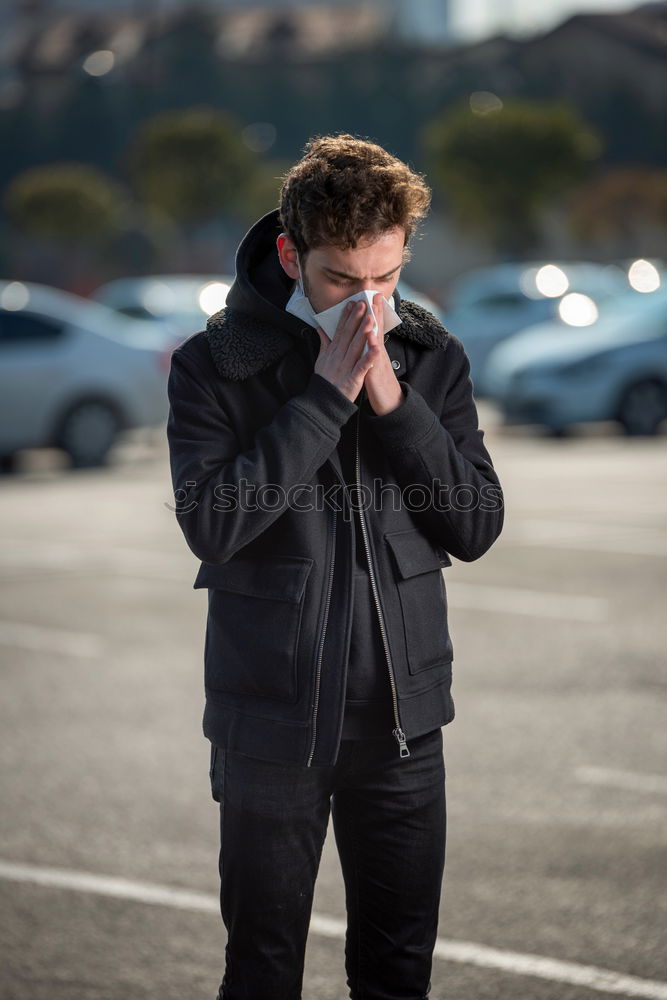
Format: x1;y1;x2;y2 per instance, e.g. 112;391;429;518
0;411;665;1000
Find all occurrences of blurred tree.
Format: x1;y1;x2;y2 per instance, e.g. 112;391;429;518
567;166;667;253
123;106;266;231
235;159;290;222
1;162;171;291
4;162;127;244
423;98;603;255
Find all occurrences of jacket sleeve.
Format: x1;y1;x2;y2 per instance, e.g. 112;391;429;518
166;348;358;564
365;334;504;562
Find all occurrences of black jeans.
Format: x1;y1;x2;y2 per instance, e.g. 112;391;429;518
209;727;447;1000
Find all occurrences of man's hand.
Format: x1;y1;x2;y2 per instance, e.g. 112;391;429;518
363;294;405;416
314;300;382;403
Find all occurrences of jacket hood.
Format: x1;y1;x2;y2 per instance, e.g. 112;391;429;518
225;209;304;336
206;208;451;381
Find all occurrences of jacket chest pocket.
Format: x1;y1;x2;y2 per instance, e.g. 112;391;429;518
194;556;314;702
384;529;453;674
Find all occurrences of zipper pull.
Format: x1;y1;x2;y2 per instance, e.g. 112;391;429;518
393;727;410;758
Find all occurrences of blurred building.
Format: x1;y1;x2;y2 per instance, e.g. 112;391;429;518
9;0;457;45
1;0;666;288
392;0;454;44
12;0;665;48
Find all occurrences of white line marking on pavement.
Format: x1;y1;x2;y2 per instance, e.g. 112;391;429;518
575;766;667;796
0;621;103;658
1;859;666;998
0;540;191;579
0;567;189;585
430;938;667;999
498;520;667;558
0;860;218;913
447;582;608;621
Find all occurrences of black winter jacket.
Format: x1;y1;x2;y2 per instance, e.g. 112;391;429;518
336;406;396;740
166;210;504;767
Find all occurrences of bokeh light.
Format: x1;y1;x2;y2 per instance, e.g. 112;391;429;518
558;292;599;327
199;281;231;316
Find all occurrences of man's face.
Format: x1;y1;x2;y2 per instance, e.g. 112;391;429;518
277;227;405;315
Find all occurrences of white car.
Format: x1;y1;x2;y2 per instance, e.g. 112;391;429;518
93;272;446;335
0;280;178;469
397;280;446;325
92;274;234;340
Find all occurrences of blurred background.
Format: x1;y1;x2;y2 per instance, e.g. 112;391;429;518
0;0;665;998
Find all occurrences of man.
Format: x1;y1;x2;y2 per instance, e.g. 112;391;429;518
166;134;504;1000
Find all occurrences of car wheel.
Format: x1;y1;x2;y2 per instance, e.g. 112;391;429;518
617;379;667;436
0;453;18;474
56;399;121;468
544;424;570;438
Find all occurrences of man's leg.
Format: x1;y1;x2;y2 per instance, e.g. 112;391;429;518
331;729;447;1000
209;744;333;1000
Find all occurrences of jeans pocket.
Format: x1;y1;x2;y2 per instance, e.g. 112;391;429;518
209;743;224;803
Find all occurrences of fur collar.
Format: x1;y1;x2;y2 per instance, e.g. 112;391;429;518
205;299;450;381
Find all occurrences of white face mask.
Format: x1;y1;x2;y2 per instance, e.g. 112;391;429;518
285;258;401;356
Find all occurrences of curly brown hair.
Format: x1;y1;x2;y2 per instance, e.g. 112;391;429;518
278;134;431;261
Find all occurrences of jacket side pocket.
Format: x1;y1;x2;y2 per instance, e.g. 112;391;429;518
196;556;314;703
384;528;453;674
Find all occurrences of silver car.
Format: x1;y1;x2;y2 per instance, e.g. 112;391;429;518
483;288;667;436
0;280;177;469
93;273;445;334
442;260;635;394
92;274;234;341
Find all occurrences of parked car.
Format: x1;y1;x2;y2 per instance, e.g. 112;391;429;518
397;280;446;324
0;279;178;469
93;272;445;334
442;261;637;394
92;274;234;341
483;287;667;436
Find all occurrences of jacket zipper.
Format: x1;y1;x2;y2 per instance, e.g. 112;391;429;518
306;502;337;767
354;390;410;759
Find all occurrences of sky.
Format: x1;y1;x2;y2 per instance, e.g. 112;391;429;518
451;0;643;40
